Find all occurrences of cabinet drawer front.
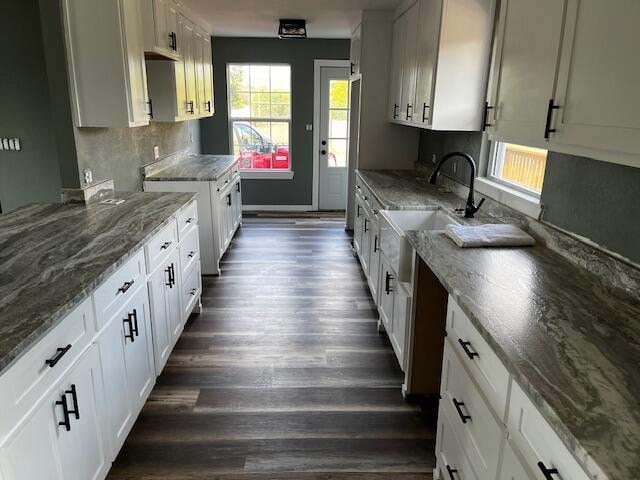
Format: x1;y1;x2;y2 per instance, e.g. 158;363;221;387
446;296;510;420
94;249;146;330
440;339;504;479
0;297;95;441
182;261;202;320
179;226;200;276
145;219;178;273
507;381;590;480
499;440;536;480
436;405;480;480
176;200;198;241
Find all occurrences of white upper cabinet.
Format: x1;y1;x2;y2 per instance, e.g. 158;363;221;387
412;0;442;127
350;24;362;76
487;0;567;147
388;0;495;131
549;0;640;166
388;16;405;122
62;0;151;127
141;0;181;60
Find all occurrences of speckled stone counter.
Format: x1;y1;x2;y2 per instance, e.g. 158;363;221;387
144;154;238;182
0;191;196;374
357;169;640;480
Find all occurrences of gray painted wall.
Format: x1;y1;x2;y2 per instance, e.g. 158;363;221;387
0;0;62;212
75;121;200;192
201;37;350;206
417;130;640;263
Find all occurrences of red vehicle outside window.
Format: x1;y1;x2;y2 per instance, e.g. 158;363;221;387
233;122;290;170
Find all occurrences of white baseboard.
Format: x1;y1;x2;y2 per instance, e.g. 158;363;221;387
242;205;314;212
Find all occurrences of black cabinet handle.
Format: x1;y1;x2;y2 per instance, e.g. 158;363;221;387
364;218;369;232
66;384;80;420
452;398;472;423
168;32;177;50
393;104;399;119
188;251;196;258
356;205;361;218
45;344;72;368
117;279;134;295
422;103;429;122
227;193;232;206
56;394;71;432
206;100;212;112
544;99;560;139
188;100;195;114
458;338;479;360
537;462;559;479
385;272;394;295
166;263;176;288
350;62;355;75
147;99;153;118
186;217;194;224
374;235;379;253
161;241;173;250
446;465;458;480
190;288;197;296
123;315;135;342
129;309;139;337
482;101;494;131
406;104;412;120
236;182;241;193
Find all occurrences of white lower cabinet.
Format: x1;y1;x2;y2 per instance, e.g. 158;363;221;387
147;248;183;375
378;254;410;371
0;346;108;480
435;406;479;480
498;440;536;480
368;213;381;303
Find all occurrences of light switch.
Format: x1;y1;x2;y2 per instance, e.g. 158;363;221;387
305;124;313;131
83;168;93;185
153;145;160;159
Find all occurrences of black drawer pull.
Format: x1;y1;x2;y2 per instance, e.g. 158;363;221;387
186;217;194;224
56;394;71;432
364;218;369;232
538;462;559;479
227;193;232;206
393;104;399;119
452;398;471;423
129;309;139;337
66;384;80;420
406;103;412;120
161;241;173;250
117;279;134;295
422;103;429;122
482;101;494;131
166;263;176;288
45;344;72;368
188;251;196;258
190;288;198;296
458;339;479;360
446;465;458;480
374;235;379;253
236;182;241;192
385;272;394;295
357;205;361;217
544;99;560;139
123;315;135;342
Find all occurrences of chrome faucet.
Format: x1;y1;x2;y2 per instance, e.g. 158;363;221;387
428;152;485;218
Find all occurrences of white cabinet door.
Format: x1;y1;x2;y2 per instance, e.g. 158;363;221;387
360;209;372;275
388;15;406;121
232;180;242;229
202;34;214;115
194;28;207;116
165;249;183;344
368;218;381;304
56;347;109;480
390;282;410;370
487;0;566;147
550;0;640;163
413;0;442;127
0;395;61;480
498;441;535;480
350;24;362;76
400;2;419;123
353;197;364;255
148;263;172;375
121;287;156;413
181;15;198;117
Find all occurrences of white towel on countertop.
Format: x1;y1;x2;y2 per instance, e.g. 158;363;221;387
445;223;535;248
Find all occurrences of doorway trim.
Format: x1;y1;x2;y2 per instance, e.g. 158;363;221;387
312;59;351;211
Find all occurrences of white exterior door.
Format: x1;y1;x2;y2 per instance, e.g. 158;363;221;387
318;65;350;210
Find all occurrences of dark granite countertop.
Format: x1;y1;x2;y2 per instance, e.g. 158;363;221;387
357;169;640;480
144;154;238;182
0;191;196;374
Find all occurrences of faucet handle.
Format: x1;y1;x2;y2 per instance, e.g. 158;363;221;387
466;198;486;218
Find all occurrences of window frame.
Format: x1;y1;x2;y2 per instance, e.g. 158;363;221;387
486;141;546;199
226;63;293;179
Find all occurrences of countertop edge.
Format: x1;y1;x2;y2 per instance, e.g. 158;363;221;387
144;156;239;182
0;193;198;376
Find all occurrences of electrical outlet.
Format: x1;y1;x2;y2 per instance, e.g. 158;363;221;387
306;124;313;131
83;168;93;185
153;145;160;160
0;138;21;151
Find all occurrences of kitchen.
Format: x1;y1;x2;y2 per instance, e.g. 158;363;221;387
0;0;639;479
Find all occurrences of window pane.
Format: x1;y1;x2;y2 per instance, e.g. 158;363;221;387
250;92;271;118
329;109;349;138
250;65;270;92
271;92;291;118
231;121;290;170
271;65;291;92
228;65;249;91
330;80;349;108
493;143;547;193
230;92;250;117
328;139;347;168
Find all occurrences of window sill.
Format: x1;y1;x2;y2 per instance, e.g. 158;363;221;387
475;177;542;219
240;170;294;180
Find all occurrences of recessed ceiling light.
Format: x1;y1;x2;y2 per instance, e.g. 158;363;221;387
278;19;307;39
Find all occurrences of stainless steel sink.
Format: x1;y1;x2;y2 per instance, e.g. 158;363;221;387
379;209;459;281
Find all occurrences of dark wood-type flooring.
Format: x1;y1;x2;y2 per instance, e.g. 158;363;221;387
108;215;436;479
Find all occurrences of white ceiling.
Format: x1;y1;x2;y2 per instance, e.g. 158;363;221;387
179;0;403;39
